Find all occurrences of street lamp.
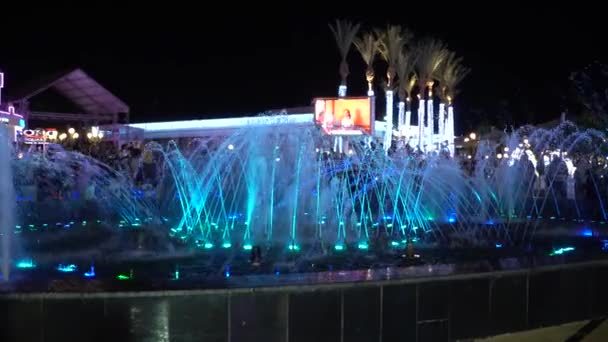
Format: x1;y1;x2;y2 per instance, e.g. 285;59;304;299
87;126;104;142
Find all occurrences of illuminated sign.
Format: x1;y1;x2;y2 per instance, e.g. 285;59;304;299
21;128;58;144
313;97;374;135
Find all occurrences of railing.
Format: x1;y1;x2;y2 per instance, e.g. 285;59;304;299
0;259;607;341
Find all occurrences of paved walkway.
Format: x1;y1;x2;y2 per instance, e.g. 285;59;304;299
478;319;608;341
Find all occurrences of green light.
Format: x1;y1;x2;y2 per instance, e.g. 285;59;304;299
116;274;130;280
204;242;214;249
357;242;368;250
222;242;232;248
334;244;344;251
243;244;253;250
549;246;575;256
174;271;179;280
390;241;400;247
288;243;300;251
386;223;393;228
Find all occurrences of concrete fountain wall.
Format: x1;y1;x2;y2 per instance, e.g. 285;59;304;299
1;259;608;342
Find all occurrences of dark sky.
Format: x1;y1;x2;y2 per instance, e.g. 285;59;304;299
0;6;604;132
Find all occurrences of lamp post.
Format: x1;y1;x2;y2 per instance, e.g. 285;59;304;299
87;126;104;155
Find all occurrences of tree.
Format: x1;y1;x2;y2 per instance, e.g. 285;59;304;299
376;25;412;89
353;32;379;95
438;51;470;105
414;38;449;99
329;20;360;94
396;50;418;111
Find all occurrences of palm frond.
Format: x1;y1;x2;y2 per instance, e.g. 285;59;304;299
440;51;471;100
397;51;418;88
353;32;378;66
415;37;450;87
376;25;412;65
329;20;361;60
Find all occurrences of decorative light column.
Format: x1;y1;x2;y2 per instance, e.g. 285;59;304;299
338;85;347;97
404;97;411;141
446;96;455;156
397;101;405;134
426;83;434;148
384;90;394;151
418;94;424;150
0;72;4;107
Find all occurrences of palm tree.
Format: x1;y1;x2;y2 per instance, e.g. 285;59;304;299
414;38;449;148
329;20;360;96
353;32;379;96
415;38;449;99
376;25;412;89
397;51;418;112
376;25;412;150
439;51;471;106
396;50;418;134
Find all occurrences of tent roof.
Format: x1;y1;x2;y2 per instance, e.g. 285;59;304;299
8;68;129;114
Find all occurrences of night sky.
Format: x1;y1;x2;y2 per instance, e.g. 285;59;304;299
0;6;604;133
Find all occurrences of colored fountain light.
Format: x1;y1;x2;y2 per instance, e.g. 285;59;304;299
16;259;36;269
357;242;369;250
84;266;96;278
550;247;575;256
57;264;78;273
334;243;345;251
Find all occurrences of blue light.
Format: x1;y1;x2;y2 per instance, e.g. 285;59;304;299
357;242;369;250
84;266;96;278
224;265;231;278
16;259;35;269
581;228;593;237
495;243;503;248
57;264;78;273
602;240;608;251
204;242;214;249
222;242;232;248
485;220;495;225
448;216;456;223
243;244;252;250
334;243;345;251
390;241;400;247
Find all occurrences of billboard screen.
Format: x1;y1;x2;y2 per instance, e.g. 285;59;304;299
314;97;373;135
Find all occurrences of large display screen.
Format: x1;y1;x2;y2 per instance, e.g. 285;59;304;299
314;97;373;135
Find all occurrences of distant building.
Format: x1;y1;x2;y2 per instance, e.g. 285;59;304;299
4;68;131;145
